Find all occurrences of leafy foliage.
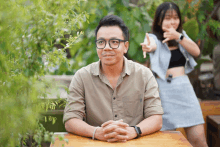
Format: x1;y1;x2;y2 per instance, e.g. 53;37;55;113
182;0;219;56
0;0;88;146
52;0;164;75
54;0;219;75
183;19;199;41
1;0;219;146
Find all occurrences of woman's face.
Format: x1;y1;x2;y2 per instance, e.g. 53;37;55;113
161;9;180;31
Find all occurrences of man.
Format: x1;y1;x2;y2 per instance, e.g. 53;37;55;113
63;15;163;142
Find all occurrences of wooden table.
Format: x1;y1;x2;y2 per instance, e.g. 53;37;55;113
50;131;192;147
207;115;220;147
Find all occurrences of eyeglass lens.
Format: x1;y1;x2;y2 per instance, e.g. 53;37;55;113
96;39;121;49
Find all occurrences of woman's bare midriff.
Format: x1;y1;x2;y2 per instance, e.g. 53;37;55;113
164;46;186;78
166;66;185;78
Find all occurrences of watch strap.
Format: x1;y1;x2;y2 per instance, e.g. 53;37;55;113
176;33;184;42
131;126;142;138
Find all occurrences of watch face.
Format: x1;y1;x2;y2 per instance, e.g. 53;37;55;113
180;34;184;40
132;126;142;135
137;126;142;135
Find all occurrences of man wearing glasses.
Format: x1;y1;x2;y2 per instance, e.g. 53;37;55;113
63;15;163;142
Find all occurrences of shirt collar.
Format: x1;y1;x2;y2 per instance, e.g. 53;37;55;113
91;56;131;76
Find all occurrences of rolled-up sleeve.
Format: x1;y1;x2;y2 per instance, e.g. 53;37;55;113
63;70;86;123
144;75;164;118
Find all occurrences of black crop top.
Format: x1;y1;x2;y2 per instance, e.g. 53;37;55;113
168;48;186;69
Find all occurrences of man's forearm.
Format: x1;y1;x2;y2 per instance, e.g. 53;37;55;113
65;118;96;138
65;118;128;142
137;115;162;136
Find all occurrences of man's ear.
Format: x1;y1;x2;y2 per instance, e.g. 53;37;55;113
124;41;129;54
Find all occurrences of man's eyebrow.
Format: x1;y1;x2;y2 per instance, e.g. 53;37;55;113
97;37;105;40
110;37;120;39
97;37;121;40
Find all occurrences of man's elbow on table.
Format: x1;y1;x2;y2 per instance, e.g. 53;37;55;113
149;114;163;132
157;115;163;131
65;119;72;132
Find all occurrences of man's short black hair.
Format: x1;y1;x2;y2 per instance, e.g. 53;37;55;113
95;15;129;41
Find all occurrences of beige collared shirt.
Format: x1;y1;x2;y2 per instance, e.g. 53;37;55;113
63;57;163;126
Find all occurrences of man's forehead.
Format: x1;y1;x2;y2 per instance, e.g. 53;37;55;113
97;26;123;38
98;26;122;31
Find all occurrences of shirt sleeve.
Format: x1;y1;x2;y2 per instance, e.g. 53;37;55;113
143;73;164;118
63;70;86;124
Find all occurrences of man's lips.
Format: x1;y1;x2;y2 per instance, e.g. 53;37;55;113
102;53;115;57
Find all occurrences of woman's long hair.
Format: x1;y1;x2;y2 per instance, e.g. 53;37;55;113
152;2;183;47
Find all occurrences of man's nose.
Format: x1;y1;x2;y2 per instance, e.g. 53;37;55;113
103;42;112;50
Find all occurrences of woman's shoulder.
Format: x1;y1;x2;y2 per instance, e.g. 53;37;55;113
148;33;158;39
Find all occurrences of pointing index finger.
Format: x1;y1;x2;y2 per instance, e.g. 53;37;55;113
145;33;150;46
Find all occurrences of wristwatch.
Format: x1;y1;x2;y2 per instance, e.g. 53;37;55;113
131;126;142;138
176;33;184;42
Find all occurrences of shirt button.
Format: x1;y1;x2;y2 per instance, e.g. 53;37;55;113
115;115;117;117
113;97;116;100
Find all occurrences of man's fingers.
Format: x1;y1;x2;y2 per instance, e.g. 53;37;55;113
102;119;124;128
115;134;129;140
114;127;129;135
104;132;118;139
107;138;118;143
107;138;128;143
101;120;114;127
116;122;129;128
162;38;170;43
145;33;150;46
103;122;128;133
103;124;118;134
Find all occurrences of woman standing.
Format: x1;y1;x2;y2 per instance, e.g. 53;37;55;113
141;2;208;147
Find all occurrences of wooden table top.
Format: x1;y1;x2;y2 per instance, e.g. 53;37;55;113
50;131;192;147
208;115;220;124
207;115;220;130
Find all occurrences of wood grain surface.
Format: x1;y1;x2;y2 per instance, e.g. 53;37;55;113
50;131;192;147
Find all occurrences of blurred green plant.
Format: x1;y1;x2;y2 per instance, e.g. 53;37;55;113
0;0;88;146
181;0;220;68
52;0;219;75
52;0;164;75
183;18;199;41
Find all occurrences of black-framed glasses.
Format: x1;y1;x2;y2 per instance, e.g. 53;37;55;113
95;39;127;49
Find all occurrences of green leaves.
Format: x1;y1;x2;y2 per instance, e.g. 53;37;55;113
0;0;87;146
65;0;154;67
183;18;199;41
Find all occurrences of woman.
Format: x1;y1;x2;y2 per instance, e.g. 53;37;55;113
141;2;208;147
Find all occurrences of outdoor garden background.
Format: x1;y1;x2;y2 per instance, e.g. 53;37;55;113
0;0;219;146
